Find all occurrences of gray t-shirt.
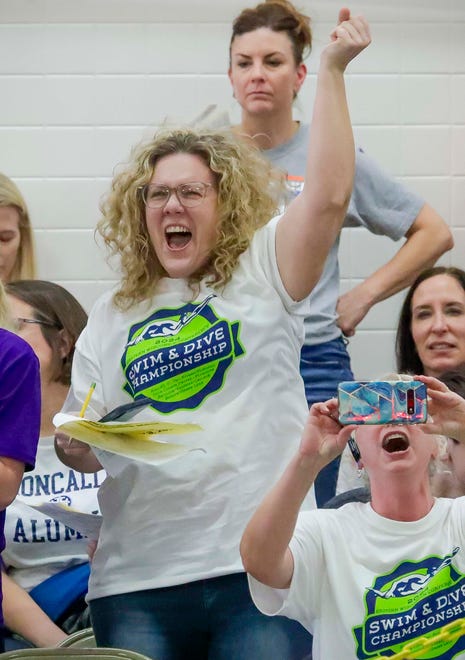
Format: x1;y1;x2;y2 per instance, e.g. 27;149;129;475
265;123;424;345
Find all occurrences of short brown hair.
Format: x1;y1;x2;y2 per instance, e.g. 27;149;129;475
6;280;87;385
230;0;312;65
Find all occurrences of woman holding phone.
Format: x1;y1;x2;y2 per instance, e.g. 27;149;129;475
241;374;465;659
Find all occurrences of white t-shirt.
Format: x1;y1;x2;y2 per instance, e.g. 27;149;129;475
66;221;315;601
3;436;105;590
249;498;465;660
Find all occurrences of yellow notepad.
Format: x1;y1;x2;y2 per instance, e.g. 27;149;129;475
53;413;203;466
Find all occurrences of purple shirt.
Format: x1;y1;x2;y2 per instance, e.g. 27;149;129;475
0;329;40;629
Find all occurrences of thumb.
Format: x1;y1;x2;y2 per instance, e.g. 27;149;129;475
338;7;351;23
336;424;358;454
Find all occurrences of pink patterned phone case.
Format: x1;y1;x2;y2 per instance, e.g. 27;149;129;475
338;380;427;425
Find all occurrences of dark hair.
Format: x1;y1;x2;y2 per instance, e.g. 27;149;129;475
5;280;87;385
395;266;465;375
438;366;465;399
230;0;312;65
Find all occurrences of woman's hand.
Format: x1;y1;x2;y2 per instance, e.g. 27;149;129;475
323;8;372;72
416;375;465;443
300;398;356;468
54;431;103;473
336;284;373;337
55;431;92;457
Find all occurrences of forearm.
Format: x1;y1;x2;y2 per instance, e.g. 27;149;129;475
275;14;370;301
354;205;453;308
445;405;465;445
304;63;354;226
2;572;67;647
241;451;322;588
0;459;25;510
276;64;354;300
454;428;465;444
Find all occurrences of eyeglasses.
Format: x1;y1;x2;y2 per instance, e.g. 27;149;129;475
139;182;213;209
13;317;60;333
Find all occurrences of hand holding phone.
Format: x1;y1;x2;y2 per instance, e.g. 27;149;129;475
338;380;427;426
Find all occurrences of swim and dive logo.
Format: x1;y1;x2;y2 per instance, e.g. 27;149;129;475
353;547;465;658
121;294;245;413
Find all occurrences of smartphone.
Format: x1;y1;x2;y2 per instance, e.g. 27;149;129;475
338;380;427;425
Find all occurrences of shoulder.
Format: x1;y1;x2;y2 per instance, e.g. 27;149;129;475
85;287;129;330
353;147;420;201
353;147;398;187
89;287;118;315
245;217;279;259
354;147;388;178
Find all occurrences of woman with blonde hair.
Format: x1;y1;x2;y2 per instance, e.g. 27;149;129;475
56;14;370;659
241;375;465;659
228;0;452;506
0;174;36;283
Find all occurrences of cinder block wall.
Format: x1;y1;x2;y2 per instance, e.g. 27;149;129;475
1;0;463;378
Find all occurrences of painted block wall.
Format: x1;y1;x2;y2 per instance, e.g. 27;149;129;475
0;0;463;379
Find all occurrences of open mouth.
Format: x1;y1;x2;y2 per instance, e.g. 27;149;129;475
166;226;192;250
382;432;410;454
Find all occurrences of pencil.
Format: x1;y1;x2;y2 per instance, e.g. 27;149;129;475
79;382;96;418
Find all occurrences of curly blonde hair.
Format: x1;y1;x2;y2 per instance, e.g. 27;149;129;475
0;173;36;281
98;128;283;310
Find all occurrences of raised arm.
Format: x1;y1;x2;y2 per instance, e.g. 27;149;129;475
276;9;371;301
337;203;453;336
240;400;353;588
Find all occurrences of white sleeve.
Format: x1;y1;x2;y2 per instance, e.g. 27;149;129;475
249;218;310;317
247;511;325;633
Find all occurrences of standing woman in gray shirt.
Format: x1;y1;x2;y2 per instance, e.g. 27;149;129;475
228;0;453;506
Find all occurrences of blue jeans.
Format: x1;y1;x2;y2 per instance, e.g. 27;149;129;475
300;336;354;507
90;573;312;660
